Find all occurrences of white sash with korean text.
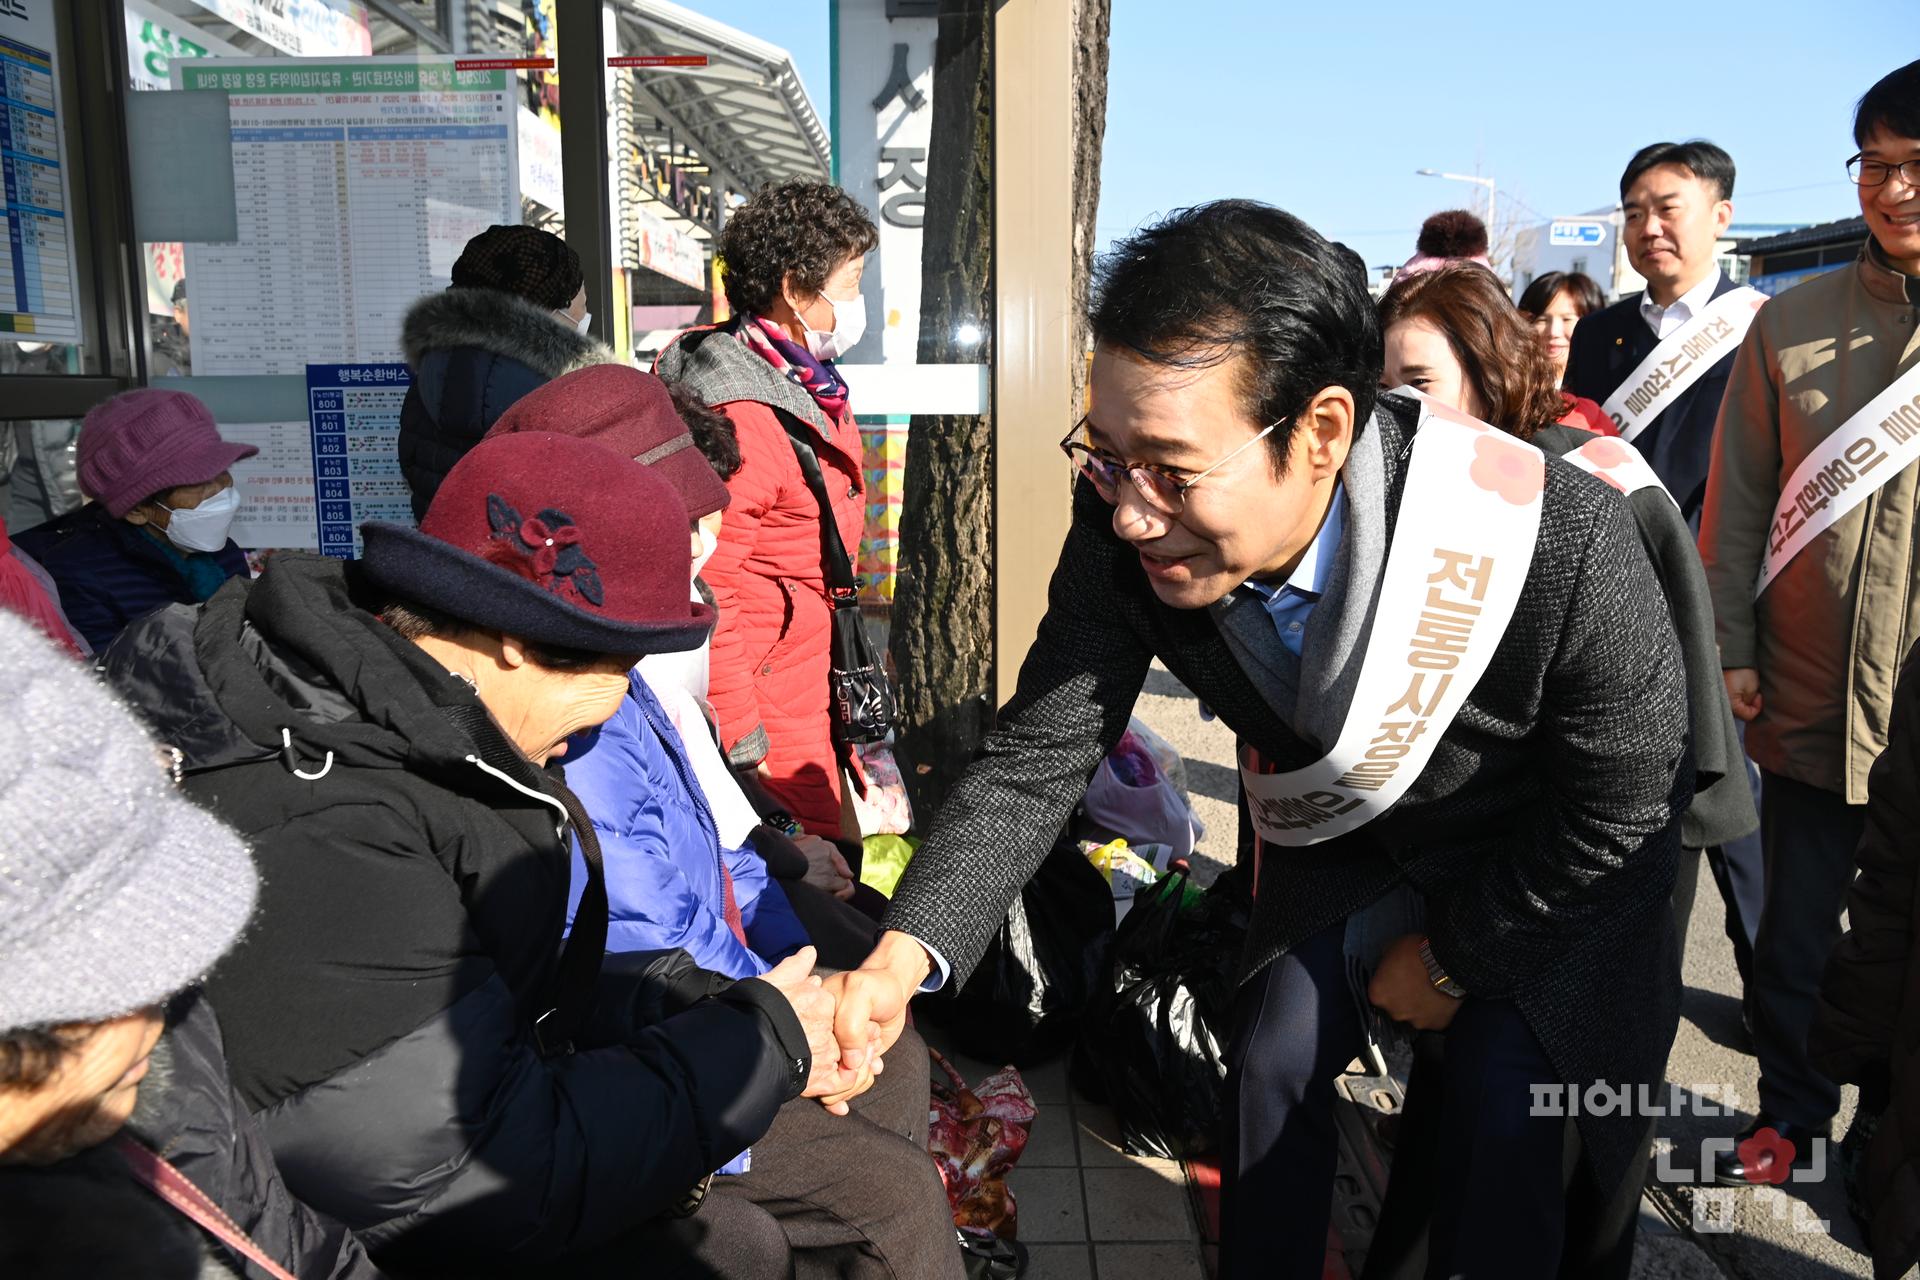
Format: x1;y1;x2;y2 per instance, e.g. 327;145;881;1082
1756;360;1920;595
1602;287;1767;442
1561;436;1673;501
1239;400;1545;847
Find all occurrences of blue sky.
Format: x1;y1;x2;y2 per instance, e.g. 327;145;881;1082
671;1;1901;270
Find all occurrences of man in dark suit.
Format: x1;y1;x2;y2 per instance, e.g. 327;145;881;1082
1565;139;1768;1021
826;202;1691;1278
1566;140;1743;526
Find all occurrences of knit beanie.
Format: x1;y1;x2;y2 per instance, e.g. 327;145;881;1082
1398;209;1493;278
78;390;258;520
450;224;584;311
487;365;730;519
0;612;257;1031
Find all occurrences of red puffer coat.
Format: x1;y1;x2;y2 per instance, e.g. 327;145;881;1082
656;323;867;838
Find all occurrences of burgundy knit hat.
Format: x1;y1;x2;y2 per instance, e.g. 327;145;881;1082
487;365;730;520
357;433;713;656
78;390;258;518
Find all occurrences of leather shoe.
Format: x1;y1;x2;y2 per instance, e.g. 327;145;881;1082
1712;1117;1829;1186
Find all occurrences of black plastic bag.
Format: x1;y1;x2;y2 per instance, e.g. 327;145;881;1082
956;1227;1022;1279
930;832;1116;1065
1073;864;1252;1159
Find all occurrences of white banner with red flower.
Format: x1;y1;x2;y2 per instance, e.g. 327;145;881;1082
1561;435;1671;501
1240;395;1545;848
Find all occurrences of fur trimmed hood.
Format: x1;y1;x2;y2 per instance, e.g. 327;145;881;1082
401;286;619;379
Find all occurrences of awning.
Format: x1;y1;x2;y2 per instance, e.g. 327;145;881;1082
611;0;831;198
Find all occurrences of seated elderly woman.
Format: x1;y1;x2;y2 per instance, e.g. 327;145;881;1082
0;610;377;1280
101;433;858;1279
15;389;254;653
482;366;959;1280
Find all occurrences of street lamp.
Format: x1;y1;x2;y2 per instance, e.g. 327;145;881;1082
1416;168;1496;233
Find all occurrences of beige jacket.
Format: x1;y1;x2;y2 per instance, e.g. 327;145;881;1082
1701;247;1920;802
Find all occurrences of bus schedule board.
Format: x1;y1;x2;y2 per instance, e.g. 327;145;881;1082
181;57;518;376
0;0;81;345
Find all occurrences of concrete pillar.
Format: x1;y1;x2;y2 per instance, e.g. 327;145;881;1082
991;0;1077;705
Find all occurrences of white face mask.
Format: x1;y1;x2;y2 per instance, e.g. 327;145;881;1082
159;484;240;553
556;308;591;336
800;294;867;362
692;524;719;580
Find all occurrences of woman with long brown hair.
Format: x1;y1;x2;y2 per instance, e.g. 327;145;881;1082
1368;263;1756;1279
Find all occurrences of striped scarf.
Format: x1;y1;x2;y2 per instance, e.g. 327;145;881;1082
741;316;849;420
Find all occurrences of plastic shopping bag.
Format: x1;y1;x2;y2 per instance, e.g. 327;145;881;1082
1073;864;1252;1158
930;831;1116;1065
860;833;919;898
848;738;914;836
1081;719;1204;859
927;1048;1036;1239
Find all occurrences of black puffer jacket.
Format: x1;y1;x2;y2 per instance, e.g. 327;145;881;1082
0;990;380;1280
397;287;620;519
101;555;810;1274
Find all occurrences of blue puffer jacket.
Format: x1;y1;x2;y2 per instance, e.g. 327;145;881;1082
564;671;810;979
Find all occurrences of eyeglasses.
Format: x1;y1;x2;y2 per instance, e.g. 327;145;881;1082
1058;416;1278;515
1846;155;1920;187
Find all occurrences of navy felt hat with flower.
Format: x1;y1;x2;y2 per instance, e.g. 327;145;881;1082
358;433;714;657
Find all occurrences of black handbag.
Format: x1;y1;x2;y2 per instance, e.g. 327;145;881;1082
775;408;897;746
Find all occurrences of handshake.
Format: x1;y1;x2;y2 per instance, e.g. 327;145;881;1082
754;931;934;1115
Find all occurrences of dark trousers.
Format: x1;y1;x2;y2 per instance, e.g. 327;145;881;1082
1365;1038;1654;1280
1221;925;1578;1279
782;877;884;971
525;1190;794;1280
1751;770;1866;1128
1671;753;1765;986
710;1025;963;1280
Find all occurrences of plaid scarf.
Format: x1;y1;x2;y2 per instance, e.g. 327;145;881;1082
742;316;849;420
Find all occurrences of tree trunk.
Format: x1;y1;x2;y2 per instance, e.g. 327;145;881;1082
890;0;994;818
889;0;1110;820
1070;0;1112;420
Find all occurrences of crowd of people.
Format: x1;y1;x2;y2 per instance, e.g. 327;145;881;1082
1;50;1918;1280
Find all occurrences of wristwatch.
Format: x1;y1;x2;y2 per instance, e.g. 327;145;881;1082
1418;937;1467;1000
764;809;805;838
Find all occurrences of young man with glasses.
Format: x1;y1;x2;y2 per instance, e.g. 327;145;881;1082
1698;58;1920;1186
827;200;1693;1277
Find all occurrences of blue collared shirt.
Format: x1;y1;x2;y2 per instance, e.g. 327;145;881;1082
1242;482;1345;657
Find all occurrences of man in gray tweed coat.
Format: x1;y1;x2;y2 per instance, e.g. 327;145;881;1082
828;201;1692;1278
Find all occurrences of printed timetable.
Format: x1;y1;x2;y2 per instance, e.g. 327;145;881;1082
0;0;81;343
182;58;517;376
308;362;413;560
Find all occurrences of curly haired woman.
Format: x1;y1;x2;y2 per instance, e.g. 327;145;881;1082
656;181;878;842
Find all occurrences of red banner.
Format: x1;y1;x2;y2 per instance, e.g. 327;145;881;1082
608;55;708;68
452;57;554;71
